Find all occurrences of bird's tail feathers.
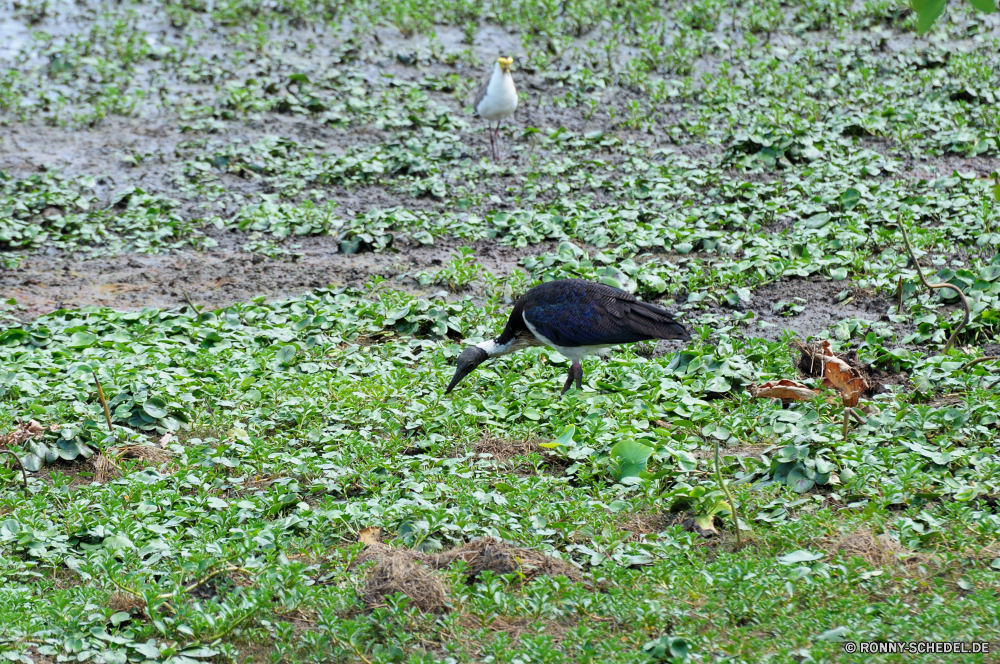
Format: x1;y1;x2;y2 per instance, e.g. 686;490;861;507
629;301;692;341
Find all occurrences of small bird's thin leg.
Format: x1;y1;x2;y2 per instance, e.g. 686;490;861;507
495;122;502;161
488;128;495;160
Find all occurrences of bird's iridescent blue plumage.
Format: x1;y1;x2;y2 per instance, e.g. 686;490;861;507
499;279;690;348
446;278;690;395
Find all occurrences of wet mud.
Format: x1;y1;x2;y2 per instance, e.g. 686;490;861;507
2;233;553;318
735;277;899;342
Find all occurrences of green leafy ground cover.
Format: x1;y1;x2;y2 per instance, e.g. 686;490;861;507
1;0;1000;662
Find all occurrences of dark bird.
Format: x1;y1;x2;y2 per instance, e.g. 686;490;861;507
445;279;691;395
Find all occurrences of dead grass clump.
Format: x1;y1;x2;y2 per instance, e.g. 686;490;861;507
428;537;583;584
832;529;934;570
92;453;120;484
472;436;541;464
107;591;147;615
357;544;448;613
118;445;174;465
458;614;579;643
353;537;584;613
92;445;176;483
467;436;571;475
793;340;909;395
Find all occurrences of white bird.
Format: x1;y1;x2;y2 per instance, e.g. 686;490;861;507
473;56;518;161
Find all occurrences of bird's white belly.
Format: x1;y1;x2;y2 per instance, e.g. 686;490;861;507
523;317;608;362
478;76;517;121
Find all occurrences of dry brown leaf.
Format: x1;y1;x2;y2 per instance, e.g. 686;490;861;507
748;380;819;404
819;341;868;406
0;419;48;449
358;527;382;546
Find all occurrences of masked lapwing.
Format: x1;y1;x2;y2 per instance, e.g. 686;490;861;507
474;56;518;161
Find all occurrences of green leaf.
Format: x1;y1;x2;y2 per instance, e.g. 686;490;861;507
816;626;849;641
276;345;297;364
0;329;28;346
110;611;131;627
20;454;43;471
103;534;135;551
608;500;628;512
979;265;1000;282
142;397;168;419
608;439;654;481
540;424;576;449
911;0;947;33
777;549;823;564
830;267;848;281
787;465;815;493
68;332;98;348
804;212;831;229
968;0;996;12
953;486;977;501
838;188;860;210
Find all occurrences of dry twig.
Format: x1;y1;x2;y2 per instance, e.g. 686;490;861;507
182;290;200;313
959;356;999;372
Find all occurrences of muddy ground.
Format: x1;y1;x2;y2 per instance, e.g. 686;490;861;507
2;230;557;317
1;5;998;351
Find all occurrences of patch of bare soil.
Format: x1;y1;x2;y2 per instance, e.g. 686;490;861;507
0;115;392;209
2;236;554;319
618;511;671;542
740;276;900;342
858;136;1000;181
353;537;583;612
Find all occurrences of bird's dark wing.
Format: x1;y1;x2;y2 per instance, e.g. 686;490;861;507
519;279;690;347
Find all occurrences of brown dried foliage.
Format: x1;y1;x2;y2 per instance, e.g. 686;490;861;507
353;536;583;612
0;419;47;449
107;591;147;615
92;445;175;483
747;379;819;404
827;529;934;570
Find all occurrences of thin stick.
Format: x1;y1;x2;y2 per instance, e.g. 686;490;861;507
93;370;114;432
712;434;743;551
896;275;903;313
959;356;999;372
897;218;970;354
0;450;28;490
842;408;851;441
182;290;200;314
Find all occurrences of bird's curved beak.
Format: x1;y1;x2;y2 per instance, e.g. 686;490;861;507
444;346;489;394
